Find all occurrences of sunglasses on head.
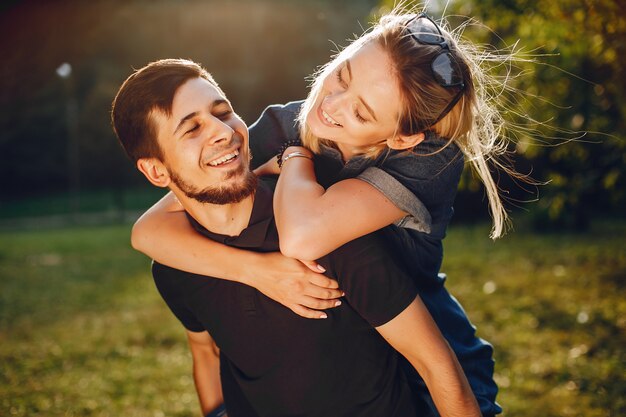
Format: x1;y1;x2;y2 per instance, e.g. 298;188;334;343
406;13;466;130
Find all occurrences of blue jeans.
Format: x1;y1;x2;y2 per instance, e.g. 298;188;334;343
402;275;502;417
205;403;227;417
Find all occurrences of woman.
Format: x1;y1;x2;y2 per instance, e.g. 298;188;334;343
133;8;511;417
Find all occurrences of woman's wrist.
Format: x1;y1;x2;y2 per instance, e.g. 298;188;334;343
275;139;302;167
283;145;312;156
280;149;314;168
283;145;313;159
235;251;264;287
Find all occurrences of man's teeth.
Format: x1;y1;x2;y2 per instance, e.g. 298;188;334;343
208;150;239;166
322;110;341;126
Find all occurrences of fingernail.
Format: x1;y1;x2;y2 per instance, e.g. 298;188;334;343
317;265;326;272
335;301;342;307
341;292;346;297
320;313;328;319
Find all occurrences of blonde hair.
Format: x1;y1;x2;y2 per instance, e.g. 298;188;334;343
298;6;519;239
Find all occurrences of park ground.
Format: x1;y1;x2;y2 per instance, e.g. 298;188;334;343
0;220;624;416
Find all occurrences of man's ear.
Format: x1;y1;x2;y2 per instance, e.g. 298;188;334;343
386;132;425;150
136;158;171;188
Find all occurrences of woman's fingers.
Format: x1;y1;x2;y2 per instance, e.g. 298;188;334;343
290;304;328;320
299;259;326;273
300;295;342;310
255;252;346;318
304;284;344;301
252;157;280;176
308;272;339;289
289;295;344;319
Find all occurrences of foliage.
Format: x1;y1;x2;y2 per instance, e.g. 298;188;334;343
1;0;624;228
0;0;377;202
1;222;624;416
453;0;626;229
379;0;626;228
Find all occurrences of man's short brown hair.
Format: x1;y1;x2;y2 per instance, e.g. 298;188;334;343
111;59;221;162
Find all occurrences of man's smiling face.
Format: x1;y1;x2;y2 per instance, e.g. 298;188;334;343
151;76;256;204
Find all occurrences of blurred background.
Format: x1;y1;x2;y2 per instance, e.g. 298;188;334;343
1;0;624;416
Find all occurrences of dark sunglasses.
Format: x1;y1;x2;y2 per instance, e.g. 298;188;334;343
406;13;465;130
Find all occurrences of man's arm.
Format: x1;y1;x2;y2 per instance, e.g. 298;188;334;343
376;296;481;417
186;330;225;417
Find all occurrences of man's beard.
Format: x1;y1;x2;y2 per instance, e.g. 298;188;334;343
169;164;258;205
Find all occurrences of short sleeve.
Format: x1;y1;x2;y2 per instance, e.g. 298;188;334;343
152;262;205;332
357;167;432;234
248;101;304;170
358;134;464;239
325;231;418;327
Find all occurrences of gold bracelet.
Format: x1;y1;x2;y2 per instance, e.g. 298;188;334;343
281;151;313;167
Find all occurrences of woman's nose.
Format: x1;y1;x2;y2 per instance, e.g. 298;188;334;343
323;91;346;115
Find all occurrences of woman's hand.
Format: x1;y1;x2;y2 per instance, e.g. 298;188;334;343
253;156;280;176
248;252;344;319
299;259;326;273
253;144;313;177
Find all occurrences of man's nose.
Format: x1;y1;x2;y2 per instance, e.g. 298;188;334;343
206;119;234;145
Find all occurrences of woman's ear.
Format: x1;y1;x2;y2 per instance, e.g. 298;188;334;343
386;132;425;150
136;158;171;188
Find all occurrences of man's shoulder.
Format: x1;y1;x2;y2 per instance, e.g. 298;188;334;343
260;100;304;119
151;260;191;283
321;229;418;327
250;101;303;138
249;101;305;169
151;260;228;304
324;229;404;273
151;260;216;284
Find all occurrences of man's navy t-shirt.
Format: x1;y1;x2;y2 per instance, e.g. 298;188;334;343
152;181;420;417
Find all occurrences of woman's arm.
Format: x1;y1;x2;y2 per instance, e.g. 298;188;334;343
132;192;343;319
274;147;406;261
376;297;481;417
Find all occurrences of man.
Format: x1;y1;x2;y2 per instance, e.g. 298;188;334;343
111;58;480;417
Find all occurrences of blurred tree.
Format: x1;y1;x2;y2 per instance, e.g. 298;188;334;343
380;0;626;230
0;0;377;210
463;0;625;230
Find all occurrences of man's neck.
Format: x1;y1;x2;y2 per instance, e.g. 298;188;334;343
176;192;255;237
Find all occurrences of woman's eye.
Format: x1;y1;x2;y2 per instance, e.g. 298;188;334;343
335;68;347;88
216;111;232;120
355;111;367;123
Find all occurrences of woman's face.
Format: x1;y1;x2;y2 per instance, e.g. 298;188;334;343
306;41;403;156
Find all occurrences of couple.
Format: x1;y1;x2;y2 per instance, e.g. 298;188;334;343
112;10;507;417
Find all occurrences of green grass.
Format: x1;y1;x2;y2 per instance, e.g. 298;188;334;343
442;222;626;417
0;187;166;220
0;222;624;416
0;226;196;417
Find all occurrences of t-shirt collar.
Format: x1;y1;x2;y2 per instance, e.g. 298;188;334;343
185;180;275;249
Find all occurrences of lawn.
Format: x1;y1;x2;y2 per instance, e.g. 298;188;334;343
0;222;624;416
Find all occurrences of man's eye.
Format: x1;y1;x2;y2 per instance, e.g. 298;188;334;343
186;124;200;134
216;111;232;120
